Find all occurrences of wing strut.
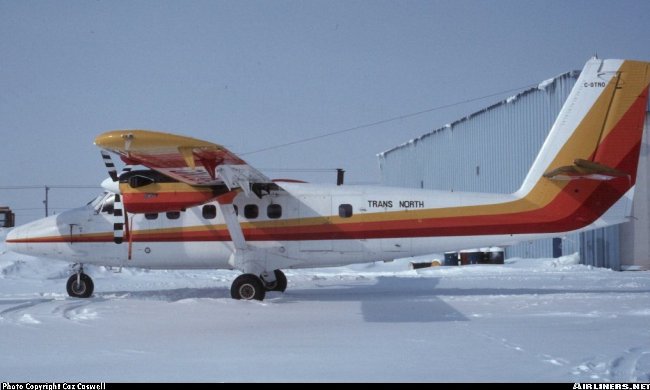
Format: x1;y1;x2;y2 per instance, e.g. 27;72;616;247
218;202;246;250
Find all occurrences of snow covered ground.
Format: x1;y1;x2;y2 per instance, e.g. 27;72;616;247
1;232;649;382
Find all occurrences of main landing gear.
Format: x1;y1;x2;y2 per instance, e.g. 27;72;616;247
63;264;284;301
66;264;94;298
230;269;287;301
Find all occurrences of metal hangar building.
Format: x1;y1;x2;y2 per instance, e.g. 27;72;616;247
377;68;650;270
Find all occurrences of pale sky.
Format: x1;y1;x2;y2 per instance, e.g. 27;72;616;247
1;0;649;223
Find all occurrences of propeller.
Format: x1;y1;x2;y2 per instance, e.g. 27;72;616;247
100;151;133;194
100;151;132;245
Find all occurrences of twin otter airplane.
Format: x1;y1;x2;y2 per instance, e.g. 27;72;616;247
6;58;650;300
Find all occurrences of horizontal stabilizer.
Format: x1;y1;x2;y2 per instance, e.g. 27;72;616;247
543;158;630;181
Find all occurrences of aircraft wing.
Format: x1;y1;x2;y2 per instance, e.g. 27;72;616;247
95;130;273;195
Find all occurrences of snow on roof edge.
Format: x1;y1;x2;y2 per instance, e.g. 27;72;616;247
377;70;581;159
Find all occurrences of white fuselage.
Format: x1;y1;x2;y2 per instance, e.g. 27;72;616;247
6;182;564;270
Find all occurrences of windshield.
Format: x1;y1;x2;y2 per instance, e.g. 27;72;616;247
88;192;111;212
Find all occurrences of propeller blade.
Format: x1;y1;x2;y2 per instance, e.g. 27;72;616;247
113;193;125;244
100;151;130;245
101;151;118;182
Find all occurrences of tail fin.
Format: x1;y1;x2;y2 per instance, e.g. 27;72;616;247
516;58;650;230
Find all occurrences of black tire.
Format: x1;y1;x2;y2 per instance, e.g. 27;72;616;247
265;269;287;292
66;273;94;298
231;274;266;301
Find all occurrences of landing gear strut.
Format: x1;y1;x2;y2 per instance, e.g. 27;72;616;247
230;269;288;300
66;264;94;298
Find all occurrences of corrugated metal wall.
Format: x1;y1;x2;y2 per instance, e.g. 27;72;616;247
378;71;582;259
379;71;579;193
581;225;620;270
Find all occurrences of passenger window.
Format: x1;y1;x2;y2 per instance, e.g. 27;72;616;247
244;204;258;219
144;213;158;220
339;204;353;218
166;211;181;220
202;205;217;219
267;204;282;219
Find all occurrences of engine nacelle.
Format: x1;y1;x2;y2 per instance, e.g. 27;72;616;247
118;170;228;213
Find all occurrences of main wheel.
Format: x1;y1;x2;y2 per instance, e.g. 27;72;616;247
66;273;94;298
231;274;266;301
264;269;287;292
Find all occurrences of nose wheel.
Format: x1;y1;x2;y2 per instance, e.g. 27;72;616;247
66;265;94;298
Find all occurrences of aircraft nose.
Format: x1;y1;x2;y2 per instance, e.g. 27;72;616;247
4;216;60;256
5;224;28;253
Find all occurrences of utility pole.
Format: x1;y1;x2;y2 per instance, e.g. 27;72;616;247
43;186;50;217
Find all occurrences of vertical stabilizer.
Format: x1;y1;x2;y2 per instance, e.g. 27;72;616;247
513;59;649;229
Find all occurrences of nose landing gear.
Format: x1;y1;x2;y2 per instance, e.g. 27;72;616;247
66;264;94;298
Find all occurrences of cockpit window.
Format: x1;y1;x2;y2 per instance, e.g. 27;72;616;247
88;193;105;208
91;192;116;214
101;194;115;214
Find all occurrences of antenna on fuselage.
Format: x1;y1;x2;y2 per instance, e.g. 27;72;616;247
336;168;345;186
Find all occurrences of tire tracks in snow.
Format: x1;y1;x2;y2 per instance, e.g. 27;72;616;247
573;346;650;382
52;300;100;322
476;328;650;381
0;297;101;325
0;298;54;324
